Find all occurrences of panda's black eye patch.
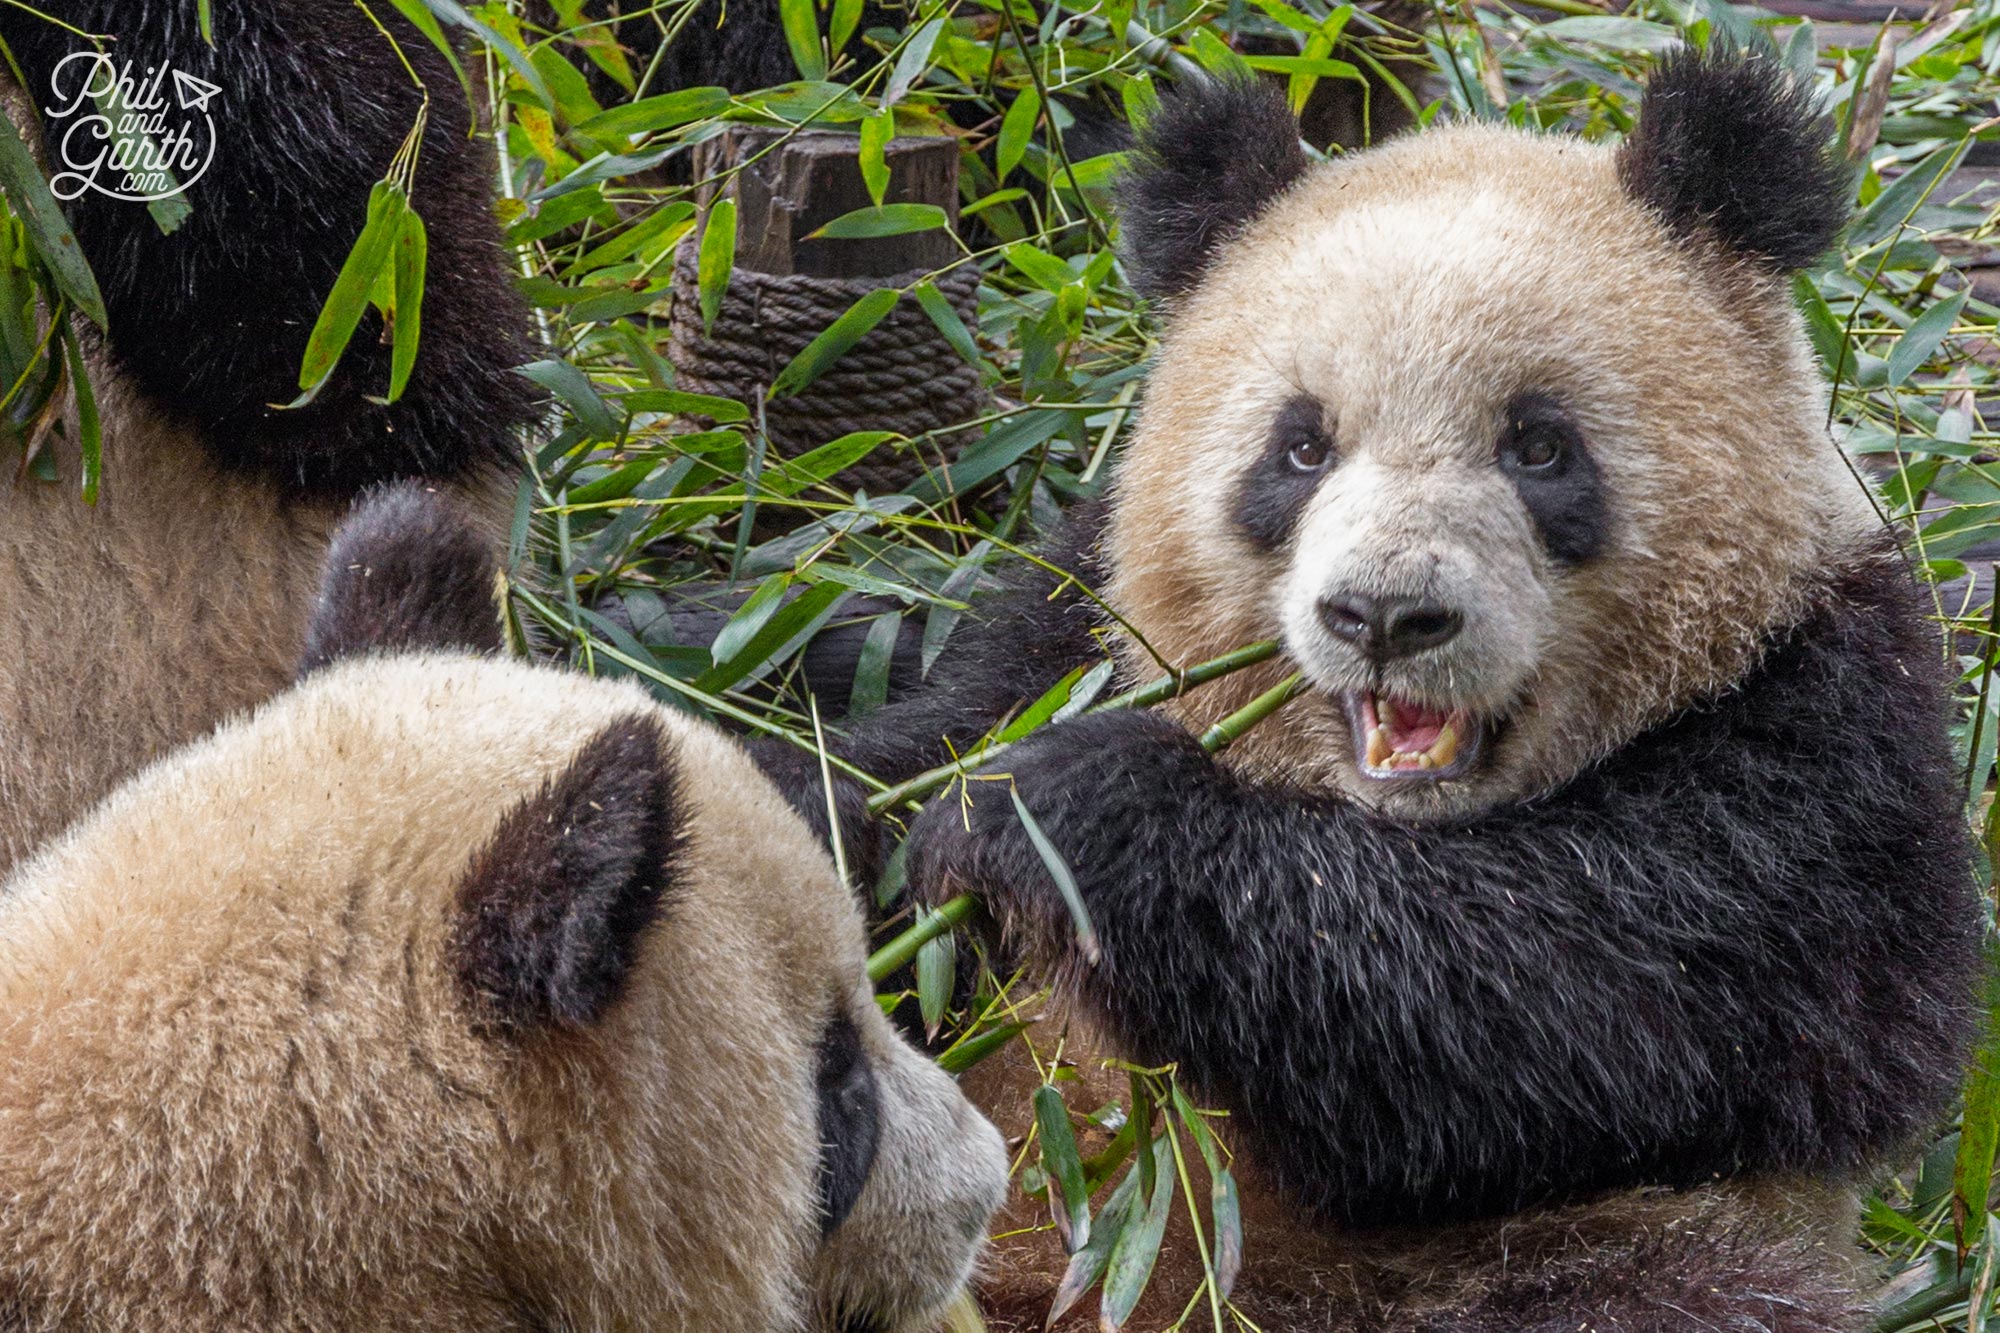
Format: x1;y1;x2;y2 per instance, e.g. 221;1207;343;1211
813;1014;881;1239
1496;394;1606;565
1234;394;1336;552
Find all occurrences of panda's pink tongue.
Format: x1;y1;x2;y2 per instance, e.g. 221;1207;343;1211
1380;696;1448;751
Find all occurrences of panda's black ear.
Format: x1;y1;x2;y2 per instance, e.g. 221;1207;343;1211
1616;45;1848;272
451;714;689;1034
1116;75;1309;301
298;482;503;676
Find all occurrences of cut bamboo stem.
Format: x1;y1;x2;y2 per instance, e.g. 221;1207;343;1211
864;639;1281;817
864;670;1306;980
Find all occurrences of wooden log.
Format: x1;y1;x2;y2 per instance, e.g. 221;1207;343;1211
692;127;960;279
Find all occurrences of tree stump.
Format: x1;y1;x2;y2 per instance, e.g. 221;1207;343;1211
666;127;985;508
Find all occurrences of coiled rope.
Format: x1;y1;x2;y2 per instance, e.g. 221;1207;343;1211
666;244;984;497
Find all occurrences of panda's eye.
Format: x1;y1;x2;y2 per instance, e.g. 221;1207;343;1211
1499;415;1570;474
1287;433;1332;473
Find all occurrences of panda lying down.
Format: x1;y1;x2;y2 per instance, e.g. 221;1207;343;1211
785;45;1987;1331
0;487;1007;1333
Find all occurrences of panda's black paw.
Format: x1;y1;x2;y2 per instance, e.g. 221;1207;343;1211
904;709;1202;966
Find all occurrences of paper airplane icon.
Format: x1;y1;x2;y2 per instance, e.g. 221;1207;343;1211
171;69;220;113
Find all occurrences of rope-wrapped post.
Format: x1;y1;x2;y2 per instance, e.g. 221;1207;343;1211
667;128;985;503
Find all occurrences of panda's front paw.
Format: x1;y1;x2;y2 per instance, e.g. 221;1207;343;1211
903;709;1201;967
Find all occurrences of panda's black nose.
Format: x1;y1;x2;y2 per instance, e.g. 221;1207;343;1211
1319;592;1463;660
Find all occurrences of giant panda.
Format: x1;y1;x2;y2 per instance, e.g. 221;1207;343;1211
806;46;1986;1330
0;2;536;877
0;485;1009;1332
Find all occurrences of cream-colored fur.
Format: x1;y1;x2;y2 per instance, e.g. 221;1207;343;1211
1106;122;1882;819
0;654;1006;1331
0;379;509;879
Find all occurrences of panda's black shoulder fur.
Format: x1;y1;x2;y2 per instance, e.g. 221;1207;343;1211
1617;45;1849;271
910;543;1982;1223
0;4;538;495
1116;76;1309;301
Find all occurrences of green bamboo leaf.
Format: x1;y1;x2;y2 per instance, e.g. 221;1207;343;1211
1210;1163;1244;1298
384;207;428;404
996;86;1039;184
885;17;945;104
292;180;405;400
1245;54;1362;79
1033;1084;1093;1253
830;0;865;52
780;0;829;81
769;286;898;399
807;203;948;239
998;663;1091;743
694;580;847;693
621;387;749;423
1047;1155;1144;1323
420;0;557;112
57;319;100;505
849;611;904;716
1885;288;1966;388
697;198;737;337
1099;1136;1176;1328
198;0;213;41
577;87;731;139
913;280;980;367
916;919;954;1039
1009;788;1100;964
710;574;791;666
386;0;472;101
1004;242;1075;292
1851;138;1960;248
1173;1086;1242;1297
1954;971;2000;1258
0;117;106;328
765;430;896;494
860;111;893;207
1791;272;1850;383
518;357;619;439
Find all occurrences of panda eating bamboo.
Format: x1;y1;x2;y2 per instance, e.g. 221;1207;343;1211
807;45;1987;1330
0;487;1009;1332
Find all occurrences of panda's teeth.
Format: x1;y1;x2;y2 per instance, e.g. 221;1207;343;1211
1366;723;1391;769
1431;723;1458;768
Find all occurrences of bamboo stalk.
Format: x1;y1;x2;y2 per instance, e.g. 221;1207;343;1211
868;890;980;982
864;639;1281;816
866;670;1306;979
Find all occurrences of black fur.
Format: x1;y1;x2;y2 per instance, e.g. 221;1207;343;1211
298;483;502;674
1497;394;1607;566
1232;394;1336;552
813;1016;882;1237
1116;76;1310;301
541;0;902;100
452;715;686;1033
1616;46;1849;272
0;3;539;493
905;551;1981;1225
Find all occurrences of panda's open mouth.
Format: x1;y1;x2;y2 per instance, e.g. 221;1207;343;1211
1342;690;1488;782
